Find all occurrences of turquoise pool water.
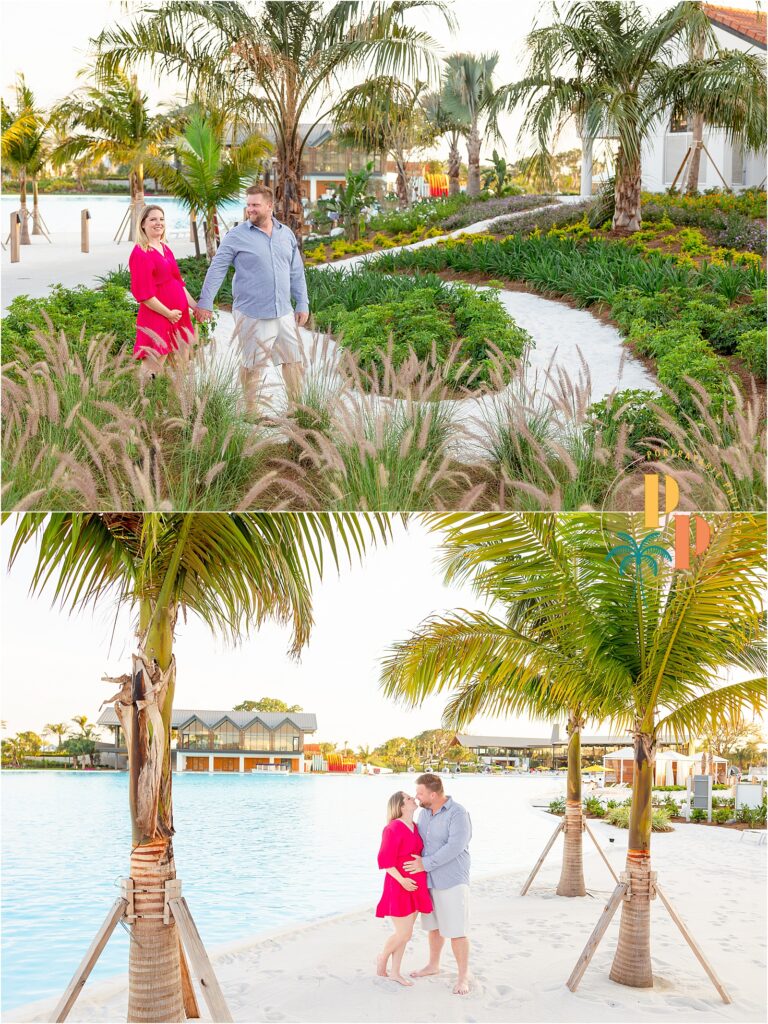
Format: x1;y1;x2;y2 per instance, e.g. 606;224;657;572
0;193;244;239
1;771;561;1012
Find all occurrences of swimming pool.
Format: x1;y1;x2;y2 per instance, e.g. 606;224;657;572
1;771;562;1011
0;193;244;241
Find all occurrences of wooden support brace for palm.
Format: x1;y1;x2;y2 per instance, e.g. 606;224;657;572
566;874;732;1004
520;818;619;896
48;879;232;1023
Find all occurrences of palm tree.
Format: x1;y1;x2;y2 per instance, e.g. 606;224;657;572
502;2;766;231
93;1;453;242
422;86;469;197
393;512;765;990
334;78;436;207
1;75;48;245
441;52;501;197
357;744;373;763
44;722;71;749
146;106;270;259
7;511;389;1022
51;67;177;240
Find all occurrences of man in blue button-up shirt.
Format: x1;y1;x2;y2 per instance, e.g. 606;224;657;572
195;185;309;415
404;773;473;995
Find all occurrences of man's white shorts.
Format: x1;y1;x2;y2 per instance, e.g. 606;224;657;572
421;884;470;939
232;311;303;369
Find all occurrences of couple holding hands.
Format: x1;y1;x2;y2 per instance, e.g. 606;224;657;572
128;184;309;414
376;774;473;995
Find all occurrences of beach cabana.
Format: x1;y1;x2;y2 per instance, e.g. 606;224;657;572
603;748;729;786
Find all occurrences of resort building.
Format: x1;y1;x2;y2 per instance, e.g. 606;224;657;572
603;748;730;786
641;4;767;192
451;726;688;770
96;708;317;773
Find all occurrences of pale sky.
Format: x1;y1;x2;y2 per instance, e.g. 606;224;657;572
0;515;562;746
2;0;763;165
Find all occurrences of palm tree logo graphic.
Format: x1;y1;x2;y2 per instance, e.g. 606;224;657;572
605;531;672;602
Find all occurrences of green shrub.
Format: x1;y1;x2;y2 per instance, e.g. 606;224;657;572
2;283;138;362
583;795;605;817
736;329;767;380
548;797;566;815
606;805;673;832
690;807;707;823
316;284;529;389
652;784;686;791
630;321;703;360
657;338;732;417
712;807;732;825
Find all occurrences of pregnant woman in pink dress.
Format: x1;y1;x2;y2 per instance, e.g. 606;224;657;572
128;205;199;359
375;792;432;986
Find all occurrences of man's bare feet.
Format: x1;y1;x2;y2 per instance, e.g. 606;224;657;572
390;974;414;987
410;965;440;978
376;953;389;977
453;976;470;995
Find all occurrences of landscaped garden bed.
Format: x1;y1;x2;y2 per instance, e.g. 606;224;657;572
302;193;555;265
307;267;530;390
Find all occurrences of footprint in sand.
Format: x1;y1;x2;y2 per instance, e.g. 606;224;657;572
262;1007;287;1021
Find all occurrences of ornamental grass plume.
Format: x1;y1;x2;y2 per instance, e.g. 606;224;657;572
279;338;485;511
648;378;767;512
2;321;278;511
470;346;633;510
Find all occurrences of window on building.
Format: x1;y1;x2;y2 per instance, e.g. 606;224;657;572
669;113;690;133
274;724;301;752
179;719;210;750
242;722;271;750
212;722;240;750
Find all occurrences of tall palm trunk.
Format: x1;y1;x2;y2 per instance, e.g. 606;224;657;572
557;711;586;897
123;601;184;1023
684;114;704;194
466;119;481;197
612;144;642;232
609;727;655;988
31;178;43;235
18;167;31;244
276;141;305;248
129;168;146;243
448;135;461;196
204;205;218;261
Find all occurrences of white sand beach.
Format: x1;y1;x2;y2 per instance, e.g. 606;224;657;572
9;814;766;1024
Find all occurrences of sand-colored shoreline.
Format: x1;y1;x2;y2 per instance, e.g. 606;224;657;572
7;815;766;1024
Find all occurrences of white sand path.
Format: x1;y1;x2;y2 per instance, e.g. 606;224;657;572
9;815;766;1024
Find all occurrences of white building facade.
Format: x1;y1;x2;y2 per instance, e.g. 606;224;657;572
641;5;766;192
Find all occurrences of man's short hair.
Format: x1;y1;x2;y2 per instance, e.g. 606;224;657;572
416;773;444;794
246;184;274;202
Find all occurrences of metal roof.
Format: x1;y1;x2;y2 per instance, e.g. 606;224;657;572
97;708;317;731
455;733;631;749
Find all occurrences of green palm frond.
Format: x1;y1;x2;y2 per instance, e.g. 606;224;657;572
6;513;394;657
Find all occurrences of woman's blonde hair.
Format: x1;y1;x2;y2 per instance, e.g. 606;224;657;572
386;791;407;823
136;204;167;251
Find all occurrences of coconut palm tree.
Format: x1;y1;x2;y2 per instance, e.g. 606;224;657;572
7;511;389;1022
395;512;766;990
381;517;624;897
93;1;453;242
422;85;469;196
44;722;71;749
441;52;501;197
145;105;270;259
502;2;767;231
1;75;48;245
51;67;178;240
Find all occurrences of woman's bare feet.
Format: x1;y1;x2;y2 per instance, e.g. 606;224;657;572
410;964;440;978
391;974;414;987
376;953;389;977
453;976;470;995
